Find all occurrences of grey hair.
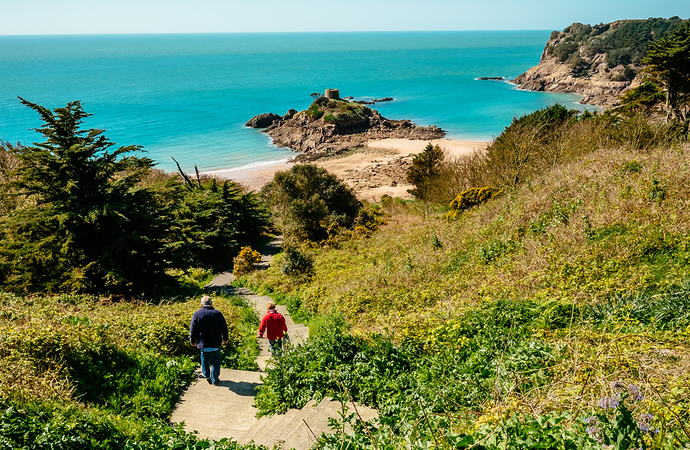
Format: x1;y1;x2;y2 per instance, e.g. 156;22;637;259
200;295;212;306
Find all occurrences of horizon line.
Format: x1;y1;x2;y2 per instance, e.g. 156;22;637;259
2;16;684;37
0;29;560;37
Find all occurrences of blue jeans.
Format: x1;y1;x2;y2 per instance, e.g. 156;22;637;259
200;349;221;383
268;338;283;356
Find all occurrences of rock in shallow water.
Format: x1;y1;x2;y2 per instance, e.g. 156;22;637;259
245;112;282;128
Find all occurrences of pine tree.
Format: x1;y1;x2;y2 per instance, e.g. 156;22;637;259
406;143;445;200
0;99;171;294
162;176;269;273
642;22;690;122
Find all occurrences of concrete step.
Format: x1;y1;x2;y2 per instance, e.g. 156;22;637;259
279;397;333;450
241;402;313;446
238;415;269;445
243;407;301;448
302;397;379;442
169;368;262;442
261;407;306;447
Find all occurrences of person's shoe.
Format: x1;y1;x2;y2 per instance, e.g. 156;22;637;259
206;378;212;385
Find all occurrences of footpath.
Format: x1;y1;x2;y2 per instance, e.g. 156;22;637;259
170;240;377;449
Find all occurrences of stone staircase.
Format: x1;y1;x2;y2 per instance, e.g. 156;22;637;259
239;397;377;449
171;242;377;449
240;287;310;371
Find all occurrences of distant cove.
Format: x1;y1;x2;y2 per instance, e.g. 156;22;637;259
0;31;587;173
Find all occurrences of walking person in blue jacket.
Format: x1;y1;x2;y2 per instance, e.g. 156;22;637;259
190;296;229;385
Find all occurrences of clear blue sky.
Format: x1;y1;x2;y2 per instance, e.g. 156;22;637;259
1;0;688;35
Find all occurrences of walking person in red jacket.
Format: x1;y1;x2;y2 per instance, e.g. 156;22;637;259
258;301;288;356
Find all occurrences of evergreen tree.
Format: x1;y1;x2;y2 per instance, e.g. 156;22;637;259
642;21;690;122
163;177;269;273
406;143;444;200
0;99;171;294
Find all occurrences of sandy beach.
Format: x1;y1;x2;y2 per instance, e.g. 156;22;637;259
205;138;489;201
202;159;295;192
366;138;488;159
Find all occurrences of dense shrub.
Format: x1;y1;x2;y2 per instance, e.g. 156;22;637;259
406;143;445;201
606;112;684;150
446;186;502;219
233;246;262;276
261;164;361;242
280;246;314;279
448;105;684;194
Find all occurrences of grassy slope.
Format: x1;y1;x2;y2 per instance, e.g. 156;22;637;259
248;142;690;428
0;292;260;449
254;143;690;326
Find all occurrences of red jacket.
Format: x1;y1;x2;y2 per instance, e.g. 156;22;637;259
259;310;287;340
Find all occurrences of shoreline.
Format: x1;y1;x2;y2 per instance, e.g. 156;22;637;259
204;138;489;201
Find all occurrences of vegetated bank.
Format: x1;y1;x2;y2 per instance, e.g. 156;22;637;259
243;105;690;448
0;291;262;449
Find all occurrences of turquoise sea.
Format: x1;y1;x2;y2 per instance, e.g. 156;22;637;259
0;32;586;173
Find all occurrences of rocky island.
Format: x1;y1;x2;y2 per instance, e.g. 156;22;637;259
246;89;445;162
512;17;686;108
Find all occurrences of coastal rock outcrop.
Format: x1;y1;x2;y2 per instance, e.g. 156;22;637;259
252;94;445;162
512;53;634;108
512;18;686;108
245;113;282;128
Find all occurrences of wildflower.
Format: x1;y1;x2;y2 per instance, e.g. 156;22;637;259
638;413;653;422
637;413;659;434
598;393;620;409
637;421;651;432
585;425;603;444
584;416;599;426
627;384;643;401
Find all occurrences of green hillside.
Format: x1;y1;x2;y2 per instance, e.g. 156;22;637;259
546;17;686;74
243;109;690;448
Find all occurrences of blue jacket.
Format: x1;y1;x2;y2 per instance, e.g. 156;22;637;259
190;306;229;349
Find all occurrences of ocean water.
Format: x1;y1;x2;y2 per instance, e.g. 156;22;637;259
0;32;586;173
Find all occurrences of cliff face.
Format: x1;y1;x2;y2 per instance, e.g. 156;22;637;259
247;97;445;162
512;54;634;108
513;18;686;108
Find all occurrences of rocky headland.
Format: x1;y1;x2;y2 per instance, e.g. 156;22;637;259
246;90;445;162
512;18;686;108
